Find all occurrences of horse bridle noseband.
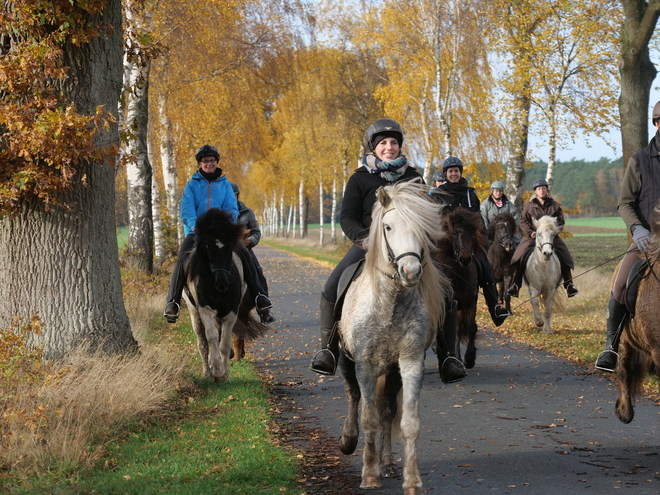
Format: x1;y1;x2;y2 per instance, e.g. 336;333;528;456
382;208;424;280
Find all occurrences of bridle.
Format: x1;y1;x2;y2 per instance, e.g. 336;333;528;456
382;208;424;280
452;228;474;261
205;242;231;286
535;231;554;253
496;223;513;249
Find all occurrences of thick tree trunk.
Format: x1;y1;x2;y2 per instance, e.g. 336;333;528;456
619;0;660;166
0;0;136;358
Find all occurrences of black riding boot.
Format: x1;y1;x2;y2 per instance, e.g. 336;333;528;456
476;254;510;326
595;295;629;372
561;264;579;298
164;235;195;323
238;244;275;324
309;293;340;375
507;261;523;298
437;299;468;383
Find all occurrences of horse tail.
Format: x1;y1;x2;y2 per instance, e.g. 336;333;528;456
625;345;651;404
232;312;268;341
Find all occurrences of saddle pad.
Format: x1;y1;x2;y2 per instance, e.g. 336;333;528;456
334;259;365;320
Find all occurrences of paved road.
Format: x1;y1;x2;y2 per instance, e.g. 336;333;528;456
251;245;660;494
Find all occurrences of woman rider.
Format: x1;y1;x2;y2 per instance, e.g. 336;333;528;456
506;178;578;299
308;119;467;383
163;145;275;325
433;157;511;327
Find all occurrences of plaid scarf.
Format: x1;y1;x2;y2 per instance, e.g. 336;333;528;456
362;153;409;182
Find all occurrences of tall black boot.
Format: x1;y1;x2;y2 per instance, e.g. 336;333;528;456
476;254;510;326
437;299;467;383
561;264;579;298
309;293;340;375
238;244;275;324
507;261;523;298
164;236;194;323
595;295;629;372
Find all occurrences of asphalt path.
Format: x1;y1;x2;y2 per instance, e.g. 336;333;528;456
250;245;660;494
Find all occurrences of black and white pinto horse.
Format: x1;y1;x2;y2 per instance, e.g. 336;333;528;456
183;208;267;383
338;181;451;495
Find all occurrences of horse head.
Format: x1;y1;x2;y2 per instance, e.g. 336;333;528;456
442;209;485;268
533;216;560;261
491;213;516;252
376;187;424;286
192;208;245;292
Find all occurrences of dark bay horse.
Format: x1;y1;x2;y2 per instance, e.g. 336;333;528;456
435;208;486;369
615;203;660;424
487;212;517;313
339;181;451;494
183;208;267;382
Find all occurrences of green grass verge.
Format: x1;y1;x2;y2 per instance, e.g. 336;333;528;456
3;317;300;495
564;217;626;229
261;238;349;266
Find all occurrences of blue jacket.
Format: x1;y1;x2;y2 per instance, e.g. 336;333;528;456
180;171;238;236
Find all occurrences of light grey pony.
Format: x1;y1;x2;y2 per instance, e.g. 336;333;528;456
524;215;563;334
337;181;451;495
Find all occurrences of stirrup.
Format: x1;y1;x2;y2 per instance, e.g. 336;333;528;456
309;348;338;375
255;294;273;311
164;301;180;323
595;349;619;373
439;356;467;384
507;283;519;298
494;304;511;318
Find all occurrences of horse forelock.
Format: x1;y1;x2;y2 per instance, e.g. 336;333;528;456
365;181;448;331
195;208;245;250
440;209;488;254
536;215;560;236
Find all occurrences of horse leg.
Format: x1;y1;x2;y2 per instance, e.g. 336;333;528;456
528;286;544;330
615;342;637;424
542;290;554;334
463;307;478;369
378;369;402;479
339;357;361;456
188;305;212;379
232;335;245;361
215;314;238;383
358;369;381;490
399;356;424;495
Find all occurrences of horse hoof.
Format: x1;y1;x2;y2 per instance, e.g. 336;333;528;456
403;488;423;495
360;476;380;489
382;463;399;478
339;435;358;455
464;348;476;369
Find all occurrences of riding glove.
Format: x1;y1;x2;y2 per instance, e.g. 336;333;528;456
632;224;651;253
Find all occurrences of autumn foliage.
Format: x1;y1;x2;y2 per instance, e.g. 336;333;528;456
0;0;118;214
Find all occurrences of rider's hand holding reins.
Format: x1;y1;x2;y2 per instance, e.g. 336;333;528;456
632;225;651;253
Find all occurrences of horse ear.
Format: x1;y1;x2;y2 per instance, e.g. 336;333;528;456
533;218;540;229
377;187;391;208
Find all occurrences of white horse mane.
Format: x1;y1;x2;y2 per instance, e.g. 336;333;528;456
534;215;561;235
364;180;448;331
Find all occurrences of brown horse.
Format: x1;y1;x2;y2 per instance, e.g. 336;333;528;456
435;209;487;369
487;212;517;313
615;204;660;424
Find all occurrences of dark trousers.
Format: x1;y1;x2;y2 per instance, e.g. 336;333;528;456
323;244;366;303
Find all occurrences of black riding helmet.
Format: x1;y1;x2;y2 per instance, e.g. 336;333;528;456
441;156;463;173
532;178;549;190
366;118;404;152
196;144;220;162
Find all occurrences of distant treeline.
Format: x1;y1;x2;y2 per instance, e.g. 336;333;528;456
526;157;624;217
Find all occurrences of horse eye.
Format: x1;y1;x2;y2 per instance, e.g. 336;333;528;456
384;224;392;232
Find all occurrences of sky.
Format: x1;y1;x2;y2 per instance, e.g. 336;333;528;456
529;88;660;163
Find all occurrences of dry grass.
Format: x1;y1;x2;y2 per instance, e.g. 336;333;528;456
1;344;191;475
0;264;193;476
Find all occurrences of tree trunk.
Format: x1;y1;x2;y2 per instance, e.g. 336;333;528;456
0;0;136;359
319;181;324;246
546;103;557;190
298;179;305;238
123;1;153;272
149;143;164;263
331;177;337;243
158;92;180;245
505;92;532;209
619;0;660;166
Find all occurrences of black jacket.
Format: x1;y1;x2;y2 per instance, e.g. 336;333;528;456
340;166;422;243
433;178;480;213
237;200;261;248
